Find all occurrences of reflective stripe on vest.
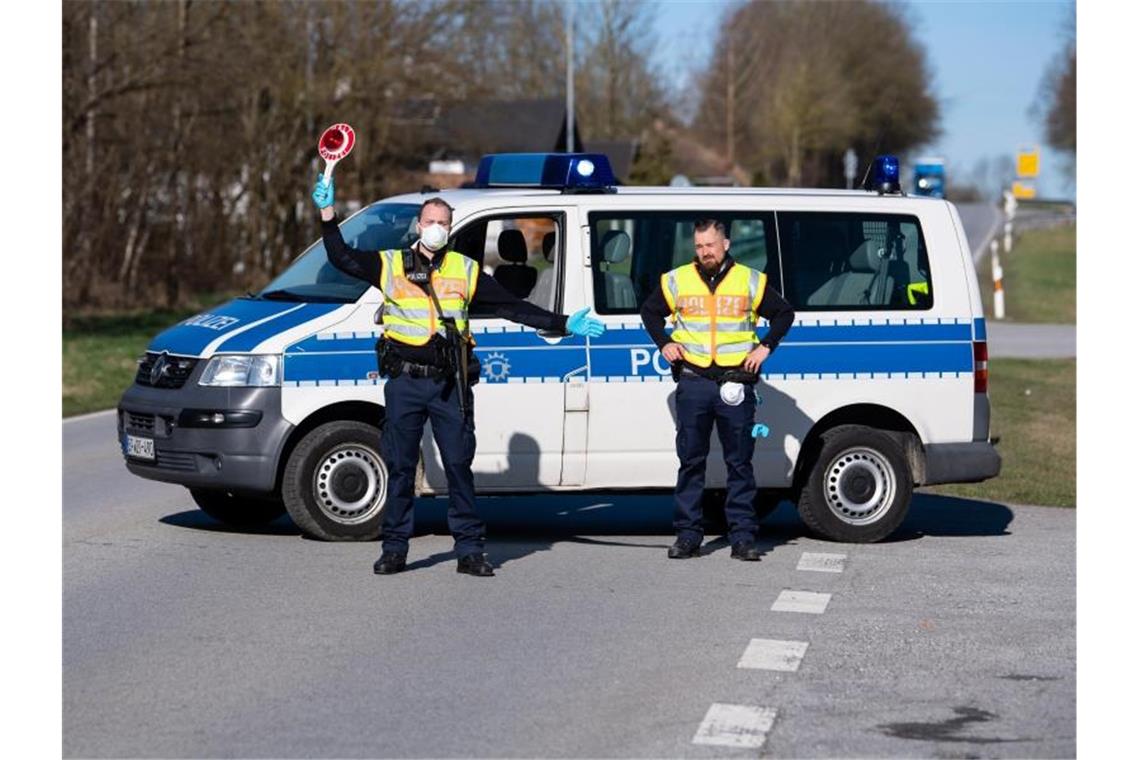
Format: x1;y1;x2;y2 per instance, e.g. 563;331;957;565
379;249;480;346
661;262;766;368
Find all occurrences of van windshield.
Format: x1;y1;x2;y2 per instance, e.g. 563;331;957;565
254;203;420;302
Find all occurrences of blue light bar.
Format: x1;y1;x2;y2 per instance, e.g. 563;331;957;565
473;153;616;192
866;154;902;194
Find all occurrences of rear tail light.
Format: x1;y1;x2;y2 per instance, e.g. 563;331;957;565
973;341;989;394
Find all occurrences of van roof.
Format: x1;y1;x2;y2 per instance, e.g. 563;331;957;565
383;186;948;206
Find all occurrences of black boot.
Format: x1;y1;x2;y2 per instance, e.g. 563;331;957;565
457;552;495;577
667;537;702;559
373;552;407;575
730;540;762;561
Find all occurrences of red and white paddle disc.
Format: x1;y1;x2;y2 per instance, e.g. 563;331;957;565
318;123;356;181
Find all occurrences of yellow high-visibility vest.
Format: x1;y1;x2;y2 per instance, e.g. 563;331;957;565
661;262;765;368
378;249;480;346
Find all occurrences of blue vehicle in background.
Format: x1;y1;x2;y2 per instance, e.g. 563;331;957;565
913;157;945;198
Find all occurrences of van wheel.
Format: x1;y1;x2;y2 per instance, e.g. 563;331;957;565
282;421;387;541
190;488;286;527
797;425;912;543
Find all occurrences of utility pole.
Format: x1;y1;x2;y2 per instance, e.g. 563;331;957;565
726;32;735;166
565;0;575;153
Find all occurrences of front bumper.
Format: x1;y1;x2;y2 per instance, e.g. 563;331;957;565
922;441;1002;485
117;380;293;494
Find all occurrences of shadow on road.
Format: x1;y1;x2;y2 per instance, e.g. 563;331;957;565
159;509;299;536
157;490;1013;569
890;492;1014;541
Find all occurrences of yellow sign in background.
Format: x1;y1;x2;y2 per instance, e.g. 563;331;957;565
1012;181;1037;200
1017;147;1040;178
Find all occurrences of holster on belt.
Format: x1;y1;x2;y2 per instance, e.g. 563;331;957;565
375;338;404;378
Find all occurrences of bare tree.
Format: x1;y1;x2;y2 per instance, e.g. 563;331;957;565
693;0;939;187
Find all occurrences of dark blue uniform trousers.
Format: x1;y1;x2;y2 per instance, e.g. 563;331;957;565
380;372;484;557
673;373;759;545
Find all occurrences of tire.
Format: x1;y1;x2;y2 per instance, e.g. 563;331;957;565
190;488;286;527
796;425;913;543
282;420;387;541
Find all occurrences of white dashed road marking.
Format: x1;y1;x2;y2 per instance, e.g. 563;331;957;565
692;703;778;749
737;638;809;672
772;590;832;614
797;552;847;573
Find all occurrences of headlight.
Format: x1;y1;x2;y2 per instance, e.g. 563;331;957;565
198;355;280;387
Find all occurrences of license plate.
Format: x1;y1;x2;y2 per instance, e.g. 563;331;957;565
125;434;155;461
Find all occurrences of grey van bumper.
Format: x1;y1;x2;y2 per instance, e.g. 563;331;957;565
922;442;1002;485
117;383;293;494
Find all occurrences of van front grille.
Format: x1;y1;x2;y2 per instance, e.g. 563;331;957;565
125;412;155;433
136;353;198;389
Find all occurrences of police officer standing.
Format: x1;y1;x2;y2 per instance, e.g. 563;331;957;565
640;219;795;561
312;177;605;576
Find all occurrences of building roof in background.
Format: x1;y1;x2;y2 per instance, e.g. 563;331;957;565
583;139;638;184
400;97;643;184
651;120;750;186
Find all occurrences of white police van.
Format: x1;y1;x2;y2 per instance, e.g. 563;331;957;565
118;152;999;543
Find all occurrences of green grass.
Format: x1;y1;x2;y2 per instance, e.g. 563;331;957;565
978;223;1076;323
63;294;238;417
925;358;1075;507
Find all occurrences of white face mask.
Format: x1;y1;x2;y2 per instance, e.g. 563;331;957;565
719;382;745;406
419;223;449;252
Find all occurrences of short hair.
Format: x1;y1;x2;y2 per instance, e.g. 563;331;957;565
693;218;727;238
419;197;453;223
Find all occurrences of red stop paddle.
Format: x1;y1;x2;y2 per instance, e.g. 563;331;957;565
318;123;356;182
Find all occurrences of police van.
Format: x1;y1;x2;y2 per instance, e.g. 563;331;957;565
118;152;1000;544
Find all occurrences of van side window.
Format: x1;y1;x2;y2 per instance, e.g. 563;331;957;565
778;212;933;310
589;211;779;315
451;214;563;315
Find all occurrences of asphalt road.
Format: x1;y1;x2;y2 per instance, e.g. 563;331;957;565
64;411;1075;758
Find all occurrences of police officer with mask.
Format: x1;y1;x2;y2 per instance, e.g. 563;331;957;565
640;219;795;561
312;177;605;577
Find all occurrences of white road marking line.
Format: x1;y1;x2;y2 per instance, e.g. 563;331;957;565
797;552;847;573
692;703;778;749
772;590;832;614
737;638;809;672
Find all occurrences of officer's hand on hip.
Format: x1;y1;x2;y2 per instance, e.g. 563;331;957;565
661;342;684;363
311;176;335;210
742;344;771;373
566;307;606;338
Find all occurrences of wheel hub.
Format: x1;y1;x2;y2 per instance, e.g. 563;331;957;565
824;447;896;525
314;445;386;525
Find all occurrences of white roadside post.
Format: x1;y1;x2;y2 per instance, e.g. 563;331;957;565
991;239;1005;320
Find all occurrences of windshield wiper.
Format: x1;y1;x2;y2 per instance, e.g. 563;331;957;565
259;289;304;301
258;289;354;304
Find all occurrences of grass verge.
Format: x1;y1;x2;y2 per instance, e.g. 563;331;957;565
925;358;1075;507
63;294;238;417
978;222;1075;323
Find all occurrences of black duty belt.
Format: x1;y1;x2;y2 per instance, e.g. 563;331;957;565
400;361;444;379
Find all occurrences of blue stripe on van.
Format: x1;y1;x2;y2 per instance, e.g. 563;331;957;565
217;303;342;352
147;299;305;357
281;320;975;384
973;318;987;341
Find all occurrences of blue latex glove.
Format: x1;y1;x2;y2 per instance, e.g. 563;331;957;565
566;307;605;338
311;176;335;209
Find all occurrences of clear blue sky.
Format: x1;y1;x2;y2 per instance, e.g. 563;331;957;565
650;0;1075;199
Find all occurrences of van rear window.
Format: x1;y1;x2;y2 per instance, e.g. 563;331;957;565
779;212;933;310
